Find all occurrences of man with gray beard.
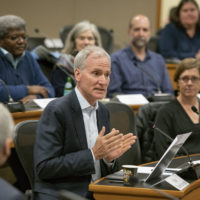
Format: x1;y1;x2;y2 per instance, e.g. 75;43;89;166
107;15;173;98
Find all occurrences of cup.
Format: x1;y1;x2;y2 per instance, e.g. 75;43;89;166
122;165;138;186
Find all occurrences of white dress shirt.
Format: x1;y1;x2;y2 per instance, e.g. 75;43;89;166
75;87;101;181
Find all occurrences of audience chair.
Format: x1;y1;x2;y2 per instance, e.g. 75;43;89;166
14;120;38;190
59;190;88;200
135;102;167;163
59;25;114;53
32;45;57;81
104;101;141;169
26;37;45;51
147;35;160;53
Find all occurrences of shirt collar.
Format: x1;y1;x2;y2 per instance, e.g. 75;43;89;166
0;47;25;69
75;87;99;111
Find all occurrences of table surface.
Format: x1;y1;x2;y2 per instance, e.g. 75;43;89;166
89;154;200;200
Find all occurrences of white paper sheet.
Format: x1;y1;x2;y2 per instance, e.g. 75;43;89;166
33;98;56;109
116;94;149;105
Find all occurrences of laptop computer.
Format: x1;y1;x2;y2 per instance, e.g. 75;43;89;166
106;132;192;186
144;132;192;185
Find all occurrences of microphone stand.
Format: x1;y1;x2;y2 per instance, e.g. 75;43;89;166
0;79;25;113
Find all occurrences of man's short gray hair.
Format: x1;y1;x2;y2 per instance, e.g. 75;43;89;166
0;15;26;39
0;104;14;150
74;46;110;70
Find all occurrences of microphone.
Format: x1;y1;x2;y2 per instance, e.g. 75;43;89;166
191;105;200;115
0;79;25;113
34;28;54;48
0;79;14;103
110;29;127;47
152;123;200;180
34;28;48;38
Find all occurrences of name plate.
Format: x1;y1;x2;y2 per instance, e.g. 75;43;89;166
164;174;189;190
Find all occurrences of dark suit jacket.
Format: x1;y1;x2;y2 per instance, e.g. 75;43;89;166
0;178;26;200
34;90;116;198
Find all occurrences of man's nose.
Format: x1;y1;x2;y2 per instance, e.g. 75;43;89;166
99;75;107;83
138;30;144;36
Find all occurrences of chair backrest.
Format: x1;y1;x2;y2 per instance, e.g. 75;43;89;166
14;120;38;189
59;25;113;54
26;37;45;51
32;45;57;81
37;60;55;81
135;102;167;163
104;101;141;169
147;35;160;53
59;190;88;200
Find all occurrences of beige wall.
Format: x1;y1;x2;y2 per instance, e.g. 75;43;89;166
1;0;158;51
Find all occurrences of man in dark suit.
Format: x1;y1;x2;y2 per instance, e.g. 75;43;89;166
0;103;26;200
33;46;136;200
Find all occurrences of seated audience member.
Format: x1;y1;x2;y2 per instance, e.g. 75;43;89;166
0;103;26;200
0;15;55;104
33;46;136;200
155;58;200;159
107;15;173;98
51;20;102;97
159;0;200;60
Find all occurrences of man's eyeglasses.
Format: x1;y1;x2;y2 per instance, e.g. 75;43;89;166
6;35;28;42
179;76;200;83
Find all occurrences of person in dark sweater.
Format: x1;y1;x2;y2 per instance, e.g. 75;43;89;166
159;0;200;60
155;58;200;158
0;15;54;104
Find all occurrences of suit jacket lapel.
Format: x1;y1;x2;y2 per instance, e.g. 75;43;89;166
97;104;110;134
97;108;103;133
70;90;88;149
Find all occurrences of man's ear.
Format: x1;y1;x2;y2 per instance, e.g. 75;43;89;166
127;27;131;37
0;138;11;166
74;68;81;82
2;138;11;158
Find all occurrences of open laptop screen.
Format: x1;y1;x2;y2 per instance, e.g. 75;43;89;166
145;132;192;184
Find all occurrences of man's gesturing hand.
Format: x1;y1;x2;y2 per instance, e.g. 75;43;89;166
92;127;136;162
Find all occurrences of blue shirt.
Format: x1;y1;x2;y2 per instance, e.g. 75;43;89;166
107;45;174;98
159;22;200;60
0;50;55;102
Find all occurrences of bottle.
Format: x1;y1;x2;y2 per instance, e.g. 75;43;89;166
63;77;73;96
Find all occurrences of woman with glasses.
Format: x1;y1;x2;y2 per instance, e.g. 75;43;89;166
154;58;200;159
0;15;55;103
